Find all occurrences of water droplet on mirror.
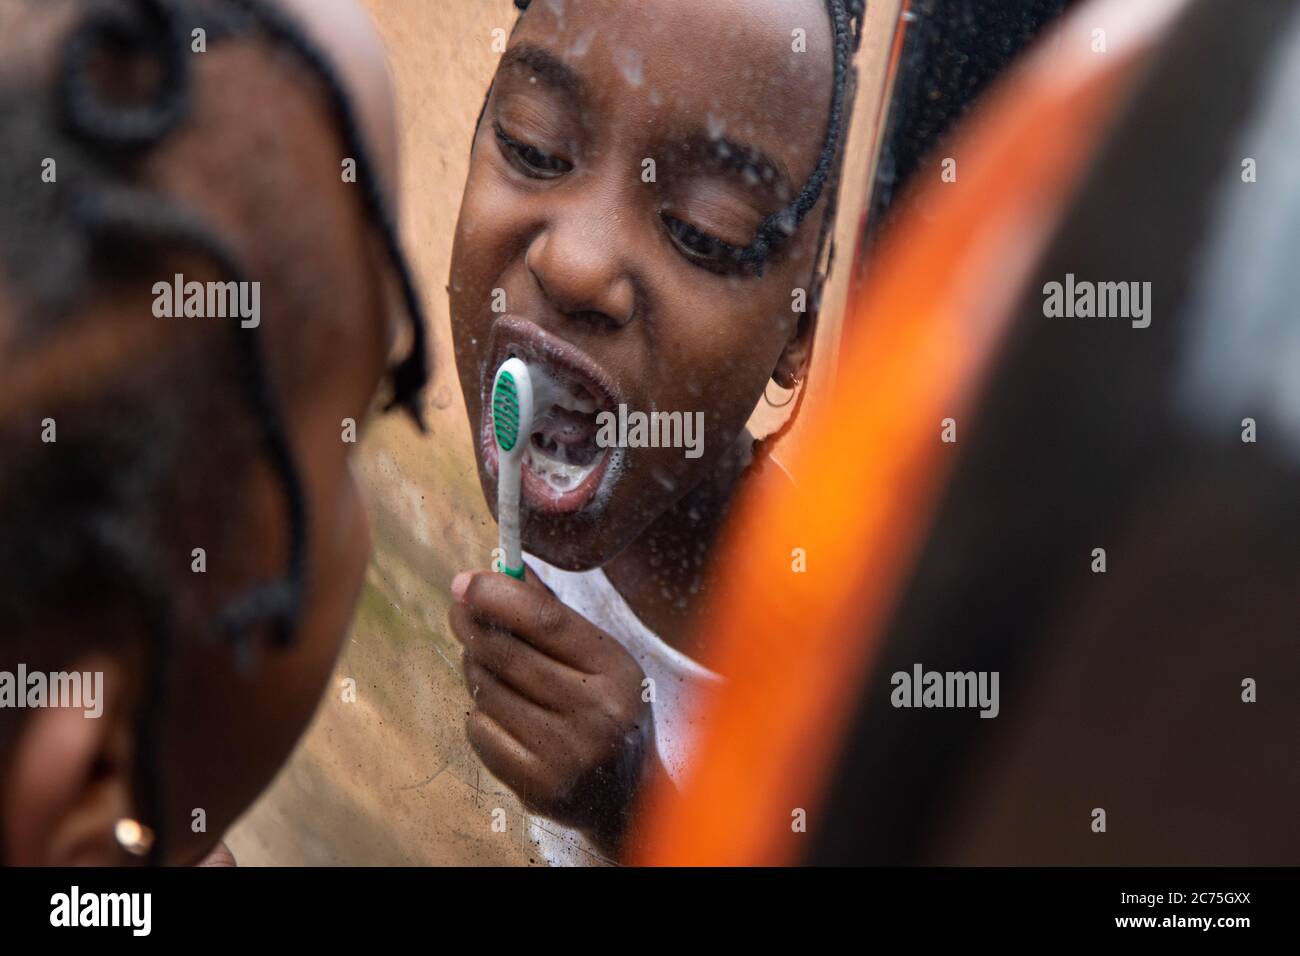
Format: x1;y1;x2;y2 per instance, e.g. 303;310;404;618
569;27;595;57
614;47;644;87
543;0;567;23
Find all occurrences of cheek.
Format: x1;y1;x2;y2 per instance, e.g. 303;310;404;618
657;294;792;418
294;467;371;707
598;304;783;533
682;247;819;414
450;154;522;313
274;465;373;752
449;164;519;393
162;470;371;864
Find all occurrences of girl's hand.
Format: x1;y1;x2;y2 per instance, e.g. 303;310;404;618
448;568;657;855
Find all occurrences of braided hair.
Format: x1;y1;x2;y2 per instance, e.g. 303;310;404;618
0;0;431;864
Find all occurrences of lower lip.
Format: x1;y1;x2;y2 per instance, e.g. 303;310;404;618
481;419;612;515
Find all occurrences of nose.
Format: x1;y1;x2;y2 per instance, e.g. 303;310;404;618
524;217;637;329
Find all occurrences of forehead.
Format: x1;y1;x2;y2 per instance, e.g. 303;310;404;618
510;0;836;184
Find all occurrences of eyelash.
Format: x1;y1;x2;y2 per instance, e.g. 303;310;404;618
661;215;750;275
493;121;571;177
492;121;756;277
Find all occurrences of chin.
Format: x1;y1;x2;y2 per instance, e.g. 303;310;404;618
521;534;614;572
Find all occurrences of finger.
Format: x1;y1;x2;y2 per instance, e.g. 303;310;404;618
465;709;550;801
195;841;238;867
453;570;610;671
449;601;582;709
464;659;574;754
522;564;556;597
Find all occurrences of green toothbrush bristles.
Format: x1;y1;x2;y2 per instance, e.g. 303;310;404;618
493;371;521;452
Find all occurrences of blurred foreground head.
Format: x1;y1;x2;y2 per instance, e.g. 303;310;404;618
0;0;427;865
637;0;1300;865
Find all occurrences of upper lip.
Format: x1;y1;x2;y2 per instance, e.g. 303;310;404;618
485;316;625;416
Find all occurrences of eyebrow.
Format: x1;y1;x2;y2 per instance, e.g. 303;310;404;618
683;134;795;203
498;43;587;103
498;44;793;202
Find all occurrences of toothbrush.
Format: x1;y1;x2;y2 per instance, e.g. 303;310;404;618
491;357;535;580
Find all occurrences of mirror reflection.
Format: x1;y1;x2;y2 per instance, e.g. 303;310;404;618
230;0;898;866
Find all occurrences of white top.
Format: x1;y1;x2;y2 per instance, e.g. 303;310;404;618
521;552;723;866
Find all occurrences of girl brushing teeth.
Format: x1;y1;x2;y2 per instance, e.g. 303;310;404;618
446;0;862;863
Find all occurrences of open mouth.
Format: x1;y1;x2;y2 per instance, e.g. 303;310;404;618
524;373;606;493
482;324;623;515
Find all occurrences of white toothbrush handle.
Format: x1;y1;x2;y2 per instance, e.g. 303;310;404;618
497;457;524;578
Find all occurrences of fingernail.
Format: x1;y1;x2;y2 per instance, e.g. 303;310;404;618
451;572;471;604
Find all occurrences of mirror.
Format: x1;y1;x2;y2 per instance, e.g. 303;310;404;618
229;0;907;866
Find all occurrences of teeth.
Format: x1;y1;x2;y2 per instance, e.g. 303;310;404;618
539;376;600;415
524;440;605;494
554;391;599;415
507;350;602;414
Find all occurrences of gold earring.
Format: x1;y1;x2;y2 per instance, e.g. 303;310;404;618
764;378;798;408
114;818;155;858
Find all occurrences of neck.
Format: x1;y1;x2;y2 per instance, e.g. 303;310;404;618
603;431;756;658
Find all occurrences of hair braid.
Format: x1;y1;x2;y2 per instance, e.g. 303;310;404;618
10;0;434;863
